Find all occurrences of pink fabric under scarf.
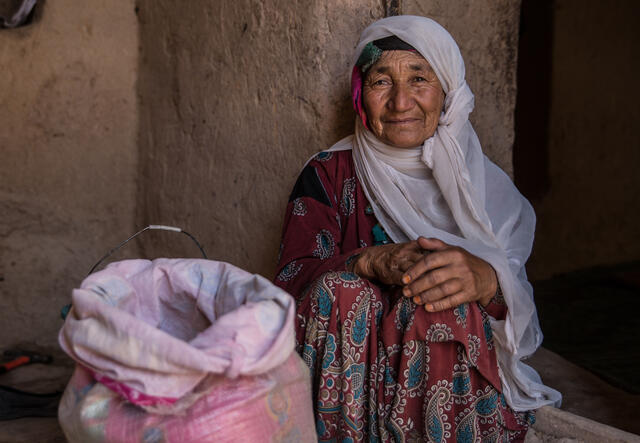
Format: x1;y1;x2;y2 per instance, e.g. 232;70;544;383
351;65;368;129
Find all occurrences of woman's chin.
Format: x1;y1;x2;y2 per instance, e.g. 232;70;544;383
380;134;426;149
376;126;433;149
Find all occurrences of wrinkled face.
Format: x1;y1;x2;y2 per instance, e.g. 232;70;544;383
362;50;444;148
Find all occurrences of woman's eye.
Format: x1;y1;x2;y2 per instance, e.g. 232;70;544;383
413;76;426;82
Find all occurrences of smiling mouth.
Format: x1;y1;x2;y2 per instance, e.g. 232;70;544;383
384;118;421;124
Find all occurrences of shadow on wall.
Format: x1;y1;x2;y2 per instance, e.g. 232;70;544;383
514;0;640;281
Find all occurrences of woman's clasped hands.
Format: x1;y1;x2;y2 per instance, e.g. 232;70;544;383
352;237;498;312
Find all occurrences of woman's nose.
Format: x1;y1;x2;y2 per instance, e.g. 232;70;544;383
388;84;413;112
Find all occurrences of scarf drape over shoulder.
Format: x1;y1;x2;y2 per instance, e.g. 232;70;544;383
326;15;561;411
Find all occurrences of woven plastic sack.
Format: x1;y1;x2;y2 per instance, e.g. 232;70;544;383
58;258;315;442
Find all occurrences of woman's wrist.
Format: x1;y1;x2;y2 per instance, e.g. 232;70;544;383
479;268;500;307
345;252;361;273
348;248;377;280
351;253;371;279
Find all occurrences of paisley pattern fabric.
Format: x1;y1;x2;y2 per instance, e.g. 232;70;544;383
275;151;533;442
292;197;308;216
276;260;303;282
313;229;336;260
341;177;357;217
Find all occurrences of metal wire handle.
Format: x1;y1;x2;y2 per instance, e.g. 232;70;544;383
87;225;208;276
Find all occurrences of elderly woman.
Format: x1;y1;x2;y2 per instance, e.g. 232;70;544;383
274;16;560;442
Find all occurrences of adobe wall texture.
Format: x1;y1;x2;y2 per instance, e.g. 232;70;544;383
135;0;387;275
0;1;138;347
135;0;522;278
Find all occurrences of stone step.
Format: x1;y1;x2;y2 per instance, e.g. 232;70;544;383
528;406;640;443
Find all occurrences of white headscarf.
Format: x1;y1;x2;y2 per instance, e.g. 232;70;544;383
326;15;561;411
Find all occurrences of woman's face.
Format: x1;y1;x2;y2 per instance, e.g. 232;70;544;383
362;50;444;148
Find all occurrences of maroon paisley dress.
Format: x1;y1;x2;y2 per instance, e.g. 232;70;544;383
274;150;534;442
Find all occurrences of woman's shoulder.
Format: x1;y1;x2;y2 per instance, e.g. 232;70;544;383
289;150;355;204
309;149;352;166
307;149;355;186
305;134;354;173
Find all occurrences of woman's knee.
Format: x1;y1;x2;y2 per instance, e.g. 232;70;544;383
306;271;383;318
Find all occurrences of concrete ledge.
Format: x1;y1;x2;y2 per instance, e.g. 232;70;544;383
527;406;640;443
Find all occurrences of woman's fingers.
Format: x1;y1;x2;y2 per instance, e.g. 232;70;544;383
402;247;459;286
416;236;448;251
354;241;425;285
409;278;463;305
387;269;406;286
403;264;450;298
353;239;496;302
401;238;498;310
386;256;422;285
397;251;425;271
423;291;469;312
382;243;425;285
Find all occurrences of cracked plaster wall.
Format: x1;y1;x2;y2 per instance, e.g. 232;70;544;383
0;1;138;348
